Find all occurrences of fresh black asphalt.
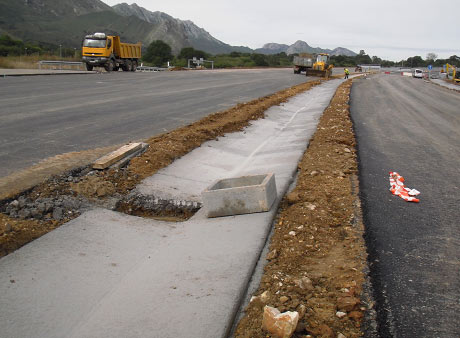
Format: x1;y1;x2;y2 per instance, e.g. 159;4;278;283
351;74;460;337
0;69;312;178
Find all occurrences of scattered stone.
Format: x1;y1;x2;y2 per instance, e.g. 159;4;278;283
30;208;42;219
336;311;347;318
17;197;26;208
305;203;316;211
250;292;270;308
37;202;46;213
52;207;64;221
344;148;351;153
4;223;12;233
337;333;346;338
260;290;271;303
310;170;319;176
267;249;278;260
294;277;314;291
317;324;335;338
9;200;19;209
261;306;299;338
280;296;289;303
337;296;360;312
288;231;296;236
297;304;306;318
286;192;301;204
18;209;31;219
348;311;363;321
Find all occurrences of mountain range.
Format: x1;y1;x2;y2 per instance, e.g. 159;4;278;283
0;0;356;56
255;41;356;56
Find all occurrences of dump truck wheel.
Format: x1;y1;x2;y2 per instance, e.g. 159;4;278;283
105;60;114;72
86;64;93;71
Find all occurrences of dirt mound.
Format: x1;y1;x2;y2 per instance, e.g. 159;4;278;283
234;80;368;337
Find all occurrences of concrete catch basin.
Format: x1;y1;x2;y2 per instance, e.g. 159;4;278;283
202;173;277;218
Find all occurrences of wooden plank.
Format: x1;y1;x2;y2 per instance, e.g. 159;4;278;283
93;143;142;169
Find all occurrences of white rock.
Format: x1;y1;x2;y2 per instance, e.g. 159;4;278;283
262;306;299;338
336;311;347;318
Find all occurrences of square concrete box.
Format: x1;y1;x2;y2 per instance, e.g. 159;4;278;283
202;173;277;218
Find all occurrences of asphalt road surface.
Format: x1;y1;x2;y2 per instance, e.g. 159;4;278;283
0;69;313;178
351;75;460;337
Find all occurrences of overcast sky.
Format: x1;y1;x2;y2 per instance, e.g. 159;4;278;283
101;0;459;61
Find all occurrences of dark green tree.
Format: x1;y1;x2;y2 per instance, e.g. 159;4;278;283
143;40;172;66
406;55;425;67
229;51;241;58
178;47;208;60
251;53;268;66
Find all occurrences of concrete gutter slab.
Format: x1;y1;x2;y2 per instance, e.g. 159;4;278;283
0;79;344;338
135;80;343;203
431;78;460;91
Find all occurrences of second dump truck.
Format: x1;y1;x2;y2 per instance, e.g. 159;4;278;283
293;53;333;78
82;33;141;72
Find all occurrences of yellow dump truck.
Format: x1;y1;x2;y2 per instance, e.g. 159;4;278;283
82;33;141;72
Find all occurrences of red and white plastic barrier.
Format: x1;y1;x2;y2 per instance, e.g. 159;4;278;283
389;171;420;203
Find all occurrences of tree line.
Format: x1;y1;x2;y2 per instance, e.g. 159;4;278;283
143;40;294;68
2;34;458;69
146;41;460;69
0;34;79;58
331;50;460;68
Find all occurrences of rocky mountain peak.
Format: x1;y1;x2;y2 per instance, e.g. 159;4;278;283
23;0;111;16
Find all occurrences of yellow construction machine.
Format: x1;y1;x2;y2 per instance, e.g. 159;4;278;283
445;63;460;83
293;53;333;78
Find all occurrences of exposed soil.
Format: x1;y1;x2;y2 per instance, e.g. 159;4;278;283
234;80;369;338
0;145;117;200
0;78;325;257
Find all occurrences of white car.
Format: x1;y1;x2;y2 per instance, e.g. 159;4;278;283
413;69;423;78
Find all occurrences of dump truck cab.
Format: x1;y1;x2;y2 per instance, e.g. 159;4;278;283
82;32;141;72
82;33;112;70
